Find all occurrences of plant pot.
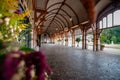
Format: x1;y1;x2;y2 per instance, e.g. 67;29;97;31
100;44;105;51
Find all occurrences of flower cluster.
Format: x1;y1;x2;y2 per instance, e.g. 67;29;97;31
0;50;52;80
0;0;31;41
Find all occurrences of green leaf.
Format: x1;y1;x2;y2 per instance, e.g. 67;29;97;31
19;46;34;52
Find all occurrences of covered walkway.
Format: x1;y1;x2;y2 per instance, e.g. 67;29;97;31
40;44;120;80
0;0;120;80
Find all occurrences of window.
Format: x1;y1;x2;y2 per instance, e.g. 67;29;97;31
114;10;120;26
99;20;102;29
75;29;81;35
103;17;107;28
107;14;112;27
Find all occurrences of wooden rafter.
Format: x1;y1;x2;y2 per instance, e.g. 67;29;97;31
46;16;67;28
45;0;67;32
46;18;64;30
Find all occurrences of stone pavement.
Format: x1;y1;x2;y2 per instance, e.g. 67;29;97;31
40;44;120;80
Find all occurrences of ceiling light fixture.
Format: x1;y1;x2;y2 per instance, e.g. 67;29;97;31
56;28;58;30
69;17;73;21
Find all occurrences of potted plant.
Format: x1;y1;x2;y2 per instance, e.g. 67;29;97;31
76;37;81;47
65;38;68;42
100;44;105;51
65;39;68;46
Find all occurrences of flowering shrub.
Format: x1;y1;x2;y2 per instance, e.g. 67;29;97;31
0;0;52;79
0;0;31;41
0;41;52;80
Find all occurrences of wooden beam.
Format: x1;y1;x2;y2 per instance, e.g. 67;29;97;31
80;0;95;23
32;0;35;10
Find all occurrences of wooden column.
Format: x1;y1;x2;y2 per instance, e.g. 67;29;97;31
82;30;85;49
33;27;37;48
93;27;102;51
81;24;89;50
96;34;99;51
51;37;53;43
51;35;55;43
84;31;87;49
53;35;55;44
93;31;96;51
91;24;96;51
96;33;99;51
54;34;56;44
61;33;64;45
71;29;75;47
65;32;68;46
50;36;52;43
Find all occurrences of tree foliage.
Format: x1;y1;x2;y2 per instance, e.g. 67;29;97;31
100;26;120;44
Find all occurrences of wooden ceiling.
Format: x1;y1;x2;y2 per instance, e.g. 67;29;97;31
31;0;111;34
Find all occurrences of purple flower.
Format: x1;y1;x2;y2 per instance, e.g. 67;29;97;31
3;50;23;80
33;51;52;80
15;8;22;14
2;50;52;80
25;66;33;80
24;51;52;80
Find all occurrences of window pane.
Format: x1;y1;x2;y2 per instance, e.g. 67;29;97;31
107;14;112;27
75;29;81;35
99;20;102;29
103;17;106;28
114;10;120;26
